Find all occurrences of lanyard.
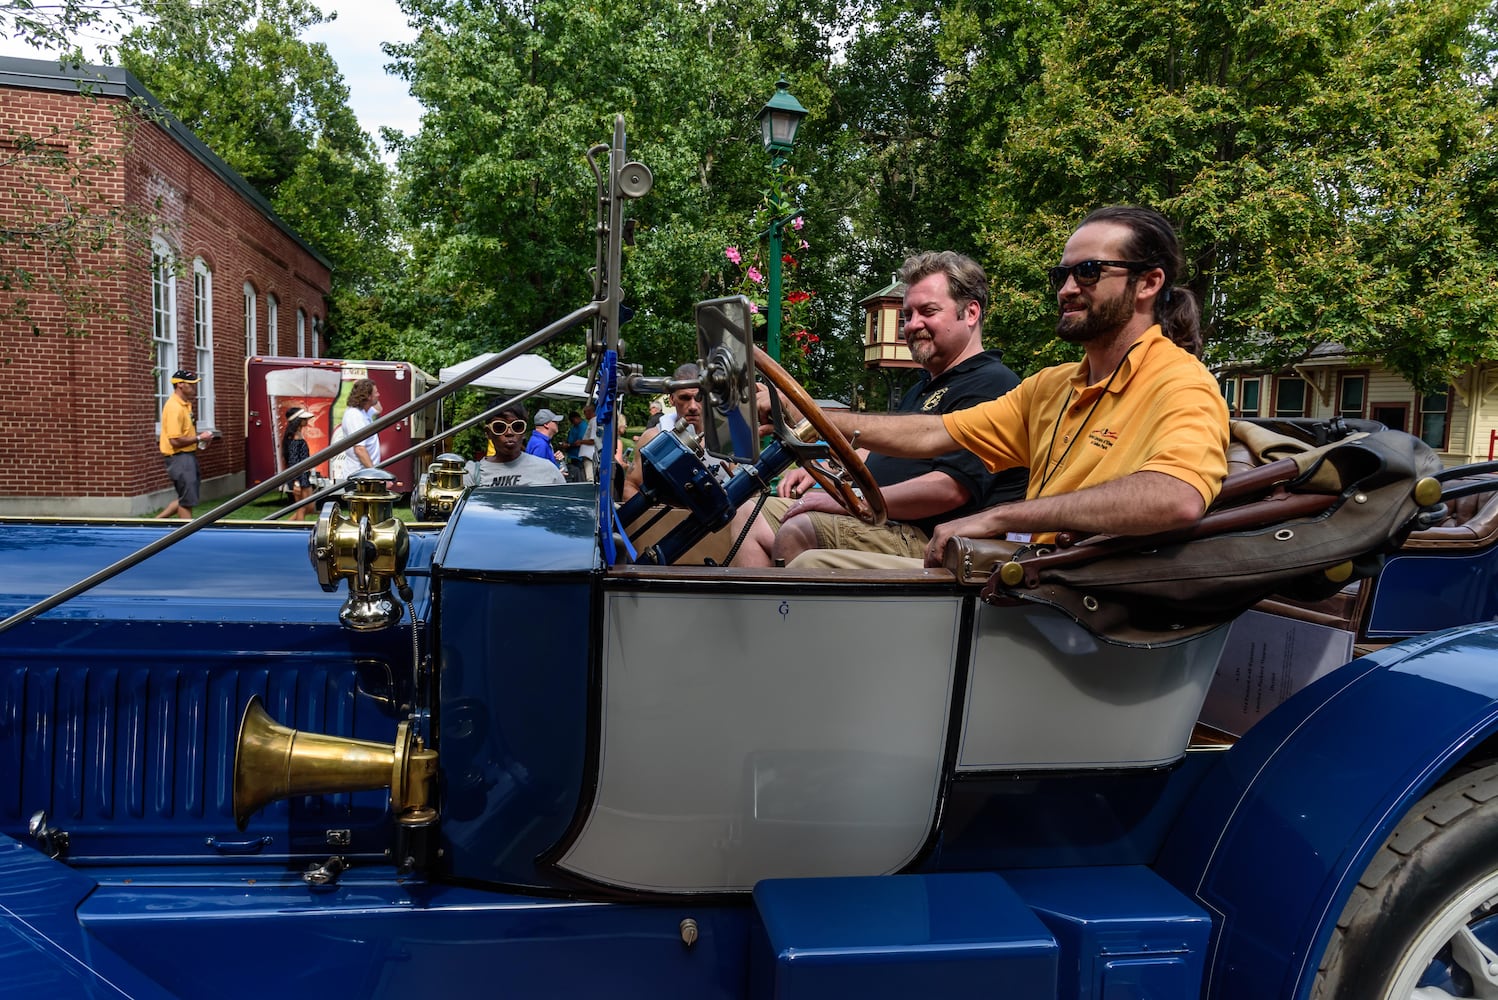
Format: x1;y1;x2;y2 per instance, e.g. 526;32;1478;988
1035;342;1139;498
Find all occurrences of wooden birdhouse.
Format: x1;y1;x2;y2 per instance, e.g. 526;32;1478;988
860;276;920;372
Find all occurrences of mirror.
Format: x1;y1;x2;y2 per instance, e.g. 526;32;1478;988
695;296;759;463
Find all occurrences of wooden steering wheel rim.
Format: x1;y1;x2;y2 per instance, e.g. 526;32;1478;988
754;346;887;526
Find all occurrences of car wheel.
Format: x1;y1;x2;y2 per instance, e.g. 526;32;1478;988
1312;761;1498;999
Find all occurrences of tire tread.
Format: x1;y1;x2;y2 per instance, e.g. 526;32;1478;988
1312;760;1498;999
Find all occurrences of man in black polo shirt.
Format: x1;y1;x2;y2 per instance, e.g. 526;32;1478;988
731;251;1026;566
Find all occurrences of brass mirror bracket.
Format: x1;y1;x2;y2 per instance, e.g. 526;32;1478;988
311;469;411;630
413;453;469;522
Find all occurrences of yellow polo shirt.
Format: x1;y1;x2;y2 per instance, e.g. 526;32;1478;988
159;392;197;456
942;325;1229;508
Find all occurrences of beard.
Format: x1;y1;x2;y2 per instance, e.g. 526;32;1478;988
909;334;935;365
1056;286;1134;343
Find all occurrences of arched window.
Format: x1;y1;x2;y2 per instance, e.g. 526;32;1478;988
266;294;279;356
296;308;306;357
243;282;257;358
193;258;215;428
151;238;177;421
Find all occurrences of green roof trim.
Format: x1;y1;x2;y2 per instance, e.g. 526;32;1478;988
859;276;904;306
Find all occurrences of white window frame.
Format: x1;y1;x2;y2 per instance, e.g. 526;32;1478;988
296;308;306;358
311;316;321;358
266;294;278;356
193;259;215;429
152;238;177;424
243;282;257;358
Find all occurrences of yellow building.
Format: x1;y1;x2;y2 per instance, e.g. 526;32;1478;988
1217;344;1498;466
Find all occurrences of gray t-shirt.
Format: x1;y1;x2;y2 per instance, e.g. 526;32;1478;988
466;453;567;487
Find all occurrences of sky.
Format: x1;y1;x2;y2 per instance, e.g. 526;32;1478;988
305;0;421;154
3;0;423;158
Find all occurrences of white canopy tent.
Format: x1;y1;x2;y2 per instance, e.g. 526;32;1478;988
438;353;592;400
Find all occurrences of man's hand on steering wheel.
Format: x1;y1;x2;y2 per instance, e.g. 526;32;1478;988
754;347;886;526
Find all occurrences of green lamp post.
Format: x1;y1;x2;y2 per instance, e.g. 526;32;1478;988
755;76;808;362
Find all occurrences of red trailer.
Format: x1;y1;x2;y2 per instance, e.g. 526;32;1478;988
245;357;440;493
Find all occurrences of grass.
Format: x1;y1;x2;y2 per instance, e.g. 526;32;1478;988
182;492;313;521
163;488;419;523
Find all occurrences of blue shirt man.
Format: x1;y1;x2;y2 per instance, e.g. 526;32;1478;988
526;408;564;467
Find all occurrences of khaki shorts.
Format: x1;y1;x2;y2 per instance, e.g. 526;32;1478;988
756;495;931;560
787;549;924;570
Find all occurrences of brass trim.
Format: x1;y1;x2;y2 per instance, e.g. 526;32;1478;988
232;696;437;831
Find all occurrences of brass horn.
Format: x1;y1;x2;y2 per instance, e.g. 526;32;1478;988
233;696;437;831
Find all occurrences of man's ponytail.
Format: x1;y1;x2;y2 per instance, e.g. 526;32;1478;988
1078;206;1200;355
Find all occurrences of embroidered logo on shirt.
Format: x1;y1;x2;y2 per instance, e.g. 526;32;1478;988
1087;428;1120;450
921;388;949;411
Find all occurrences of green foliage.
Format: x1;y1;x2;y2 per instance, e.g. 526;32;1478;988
384;0;780;377
117;0;398;349
0;1;149;340
0;101;155;338
977;0;1498;388
381;0;895;399
0;0;136;56
29;0;1493;398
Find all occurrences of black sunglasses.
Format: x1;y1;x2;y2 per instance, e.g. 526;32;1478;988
1047;259;1156;293
487;418;528;435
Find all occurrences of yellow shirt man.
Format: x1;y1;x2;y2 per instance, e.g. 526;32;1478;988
942;325;1228;519
155;369;212;519
159;391;198;456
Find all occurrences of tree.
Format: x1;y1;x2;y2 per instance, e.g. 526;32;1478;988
117;0;397;343
383;0;905;396
0;0;135;55
385;1;755;370
0;0;147;337
975;0;1498;388
786;0;1058;400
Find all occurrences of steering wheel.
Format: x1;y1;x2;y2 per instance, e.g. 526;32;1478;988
754;346;887;526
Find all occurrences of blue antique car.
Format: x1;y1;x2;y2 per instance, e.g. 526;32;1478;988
4;121;1498;1000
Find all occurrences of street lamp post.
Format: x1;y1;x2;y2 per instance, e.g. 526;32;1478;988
755;76;808;362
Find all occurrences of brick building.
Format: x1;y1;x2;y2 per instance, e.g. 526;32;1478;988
0;57;332;515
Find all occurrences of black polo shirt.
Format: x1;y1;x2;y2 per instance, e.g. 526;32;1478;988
866;349;1027;536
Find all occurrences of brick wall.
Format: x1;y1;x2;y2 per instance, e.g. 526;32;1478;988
0;73;332;514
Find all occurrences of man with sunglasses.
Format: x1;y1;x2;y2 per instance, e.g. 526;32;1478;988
775;205;1229;569
467;402;566;487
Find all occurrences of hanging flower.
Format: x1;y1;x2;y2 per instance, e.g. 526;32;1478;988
720;175;820;374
